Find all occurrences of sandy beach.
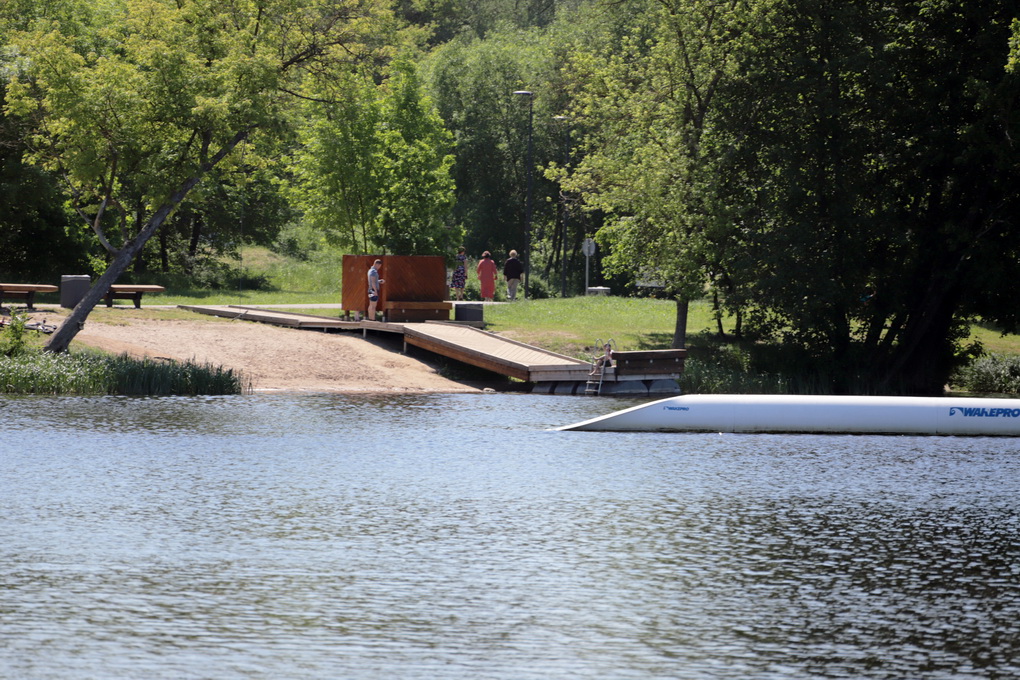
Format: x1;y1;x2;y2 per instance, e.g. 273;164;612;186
57;310;481;393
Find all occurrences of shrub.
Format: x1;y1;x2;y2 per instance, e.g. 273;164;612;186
951;353;1020;394
0;349;250;395
680;357;789;395
0;311;28;357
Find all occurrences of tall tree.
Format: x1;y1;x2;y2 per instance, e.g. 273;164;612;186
375;58;458;254
565;0;773;345
289;71;385;253
5;0;393;352
569;0;1020;392
423;24;565;262
289;56;457;256
725;0;1020;393
0;0;95;281
0;82;91;281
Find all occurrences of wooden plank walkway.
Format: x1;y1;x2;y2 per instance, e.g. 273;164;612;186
403;323;590;382
180;305;365;331
180;305;589;382
178;304;682;394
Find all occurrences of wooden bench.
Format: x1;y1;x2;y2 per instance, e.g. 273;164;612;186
0;283;58;310
382;300;452;322
104;284;166;308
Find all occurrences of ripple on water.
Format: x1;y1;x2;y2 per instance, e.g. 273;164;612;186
1;393;1019;679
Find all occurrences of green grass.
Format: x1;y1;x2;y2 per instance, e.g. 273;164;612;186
482;296;702;359
248;296;716;361
969;321;1020;355
155;288;340;306
152;245;342;306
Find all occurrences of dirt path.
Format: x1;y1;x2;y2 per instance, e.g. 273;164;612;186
69;316;480;394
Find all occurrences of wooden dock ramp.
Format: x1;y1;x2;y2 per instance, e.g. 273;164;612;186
180;305;362;331
178;305;679;395
403;323;591;382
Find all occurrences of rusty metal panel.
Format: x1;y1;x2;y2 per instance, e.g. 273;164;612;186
342;255;448;313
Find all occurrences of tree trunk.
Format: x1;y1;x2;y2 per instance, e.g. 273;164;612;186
159;231;170;273
672;297;689;349
188;212;202;259
878;283;960;395
712;290;725;338
132;202;147;275
44;129;250;354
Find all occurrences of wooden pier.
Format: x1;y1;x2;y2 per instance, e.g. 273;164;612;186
402;323;590;383
179;305;681;395
180;305;361;331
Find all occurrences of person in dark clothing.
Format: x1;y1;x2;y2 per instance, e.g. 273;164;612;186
503;250;524;301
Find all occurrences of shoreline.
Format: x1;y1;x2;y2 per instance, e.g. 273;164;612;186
16;307;487;394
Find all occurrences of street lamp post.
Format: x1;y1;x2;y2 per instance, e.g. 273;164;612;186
553;115;570;298
513;90;534;299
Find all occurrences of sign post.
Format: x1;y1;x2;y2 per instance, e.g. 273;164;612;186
582;237;596;293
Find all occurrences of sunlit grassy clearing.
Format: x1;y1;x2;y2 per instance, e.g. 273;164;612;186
969;323;1020;355
484;297;714;359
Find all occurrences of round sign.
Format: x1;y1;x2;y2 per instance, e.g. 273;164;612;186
581;237;596;257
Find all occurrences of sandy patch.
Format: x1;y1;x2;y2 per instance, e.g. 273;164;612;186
69;316;479;394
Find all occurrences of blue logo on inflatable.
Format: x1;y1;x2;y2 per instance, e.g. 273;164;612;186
663;405;690;412
950;406;1020;418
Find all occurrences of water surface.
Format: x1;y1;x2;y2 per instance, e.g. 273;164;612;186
2;393;1018;679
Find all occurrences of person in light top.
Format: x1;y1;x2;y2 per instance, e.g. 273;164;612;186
367;259;384;320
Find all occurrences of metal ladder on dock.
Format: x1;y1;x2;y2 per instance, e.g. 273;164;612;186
584;338;615;395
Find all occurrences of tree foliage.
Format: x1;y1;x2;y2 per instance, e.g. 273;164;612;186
565;0;772;341
728;0;1020;393
393;0;585;44
0;83;91;281
423;17;593;273
289;57;457;256
4;0;394;351
567;0;1020;393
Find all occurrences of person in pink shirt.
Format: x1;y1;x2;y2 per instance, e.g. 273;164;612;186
476;251;498;301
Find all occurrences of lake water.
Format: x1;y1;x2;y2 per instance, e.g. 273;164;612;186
2;392;1019;679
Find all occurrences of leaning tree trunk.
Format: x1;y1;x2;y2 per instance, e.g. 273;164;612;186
44;130;250;354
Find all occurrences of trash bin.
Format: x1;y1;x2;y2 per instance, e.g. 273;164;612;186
455;303;483;322
60;275;91;308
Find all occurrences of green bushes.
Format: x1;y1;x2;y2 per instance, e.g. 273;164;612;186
951;353;1020;395
1;310;247;396
0;311;28;357
682;349;1020;397
0;349;249;395
680;357;789;395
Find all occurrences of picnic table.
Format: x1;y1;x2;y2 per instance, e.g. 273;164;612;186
0;283;58;310
104;284;166;308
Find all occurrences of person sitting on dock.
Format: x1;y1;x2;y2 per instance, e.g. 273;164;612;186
367;259;384;320
591;342;613;375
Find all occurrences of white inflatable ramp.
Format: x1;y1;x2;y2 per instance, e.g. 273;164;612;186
556;394;1020;436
